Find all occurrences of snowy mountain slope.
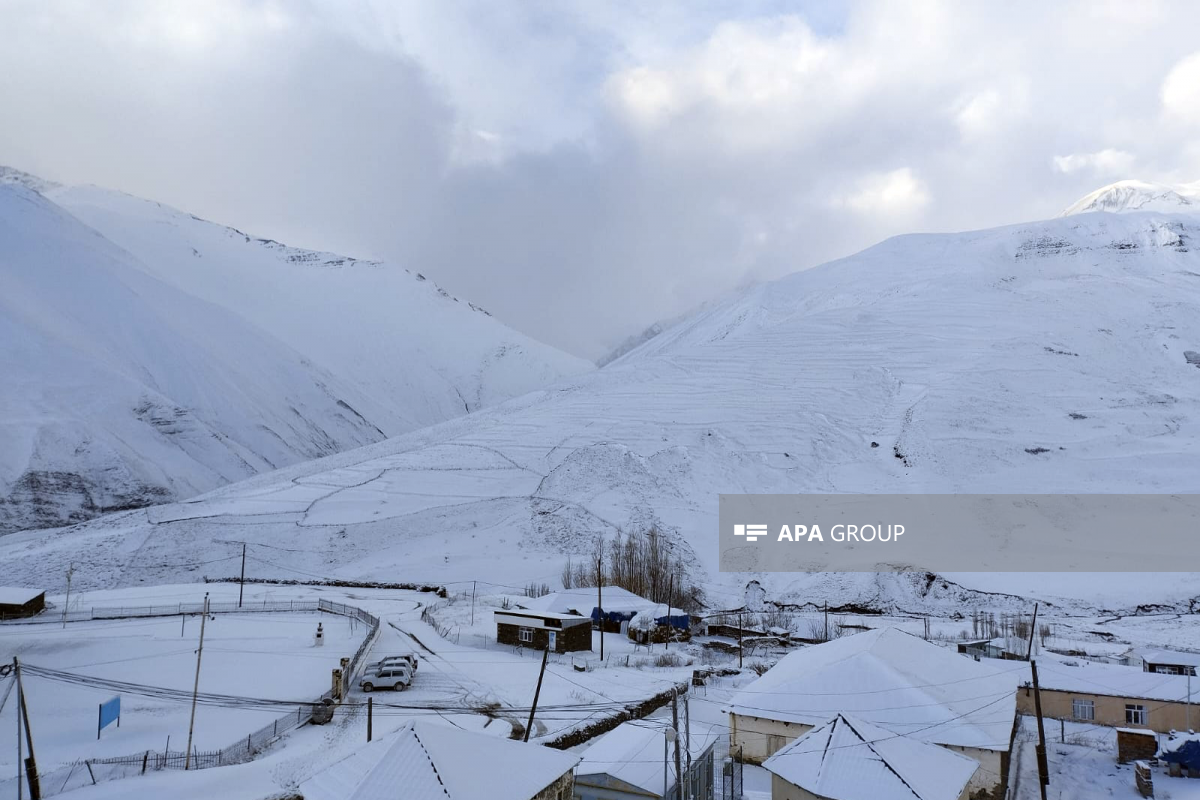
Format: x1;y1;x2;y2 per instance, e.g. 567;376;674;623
34;176;591;436
6;195;1200;610
0;184;389;532
1061;178;1198;216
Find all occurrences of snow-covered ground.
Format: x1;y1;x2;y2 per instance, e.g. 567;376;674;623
0;608;361;768
5;195;1200;611
0;166;589;533
0;581;707;798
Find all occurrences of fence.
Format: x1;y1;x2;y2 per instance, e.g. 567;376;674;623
0;597;379;798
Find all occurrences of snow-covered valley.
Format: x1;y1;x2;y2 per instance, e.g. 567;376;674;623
4;183;1199;612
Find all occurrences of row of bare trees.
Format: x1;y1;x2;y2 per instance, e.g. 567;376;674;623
560;525;704;612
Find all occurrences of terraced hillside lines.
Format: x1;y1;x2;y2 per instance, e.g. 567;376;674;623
5;207;1200;610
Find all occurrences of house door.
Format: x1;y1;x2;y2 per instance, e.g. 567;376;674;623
548;631;557;651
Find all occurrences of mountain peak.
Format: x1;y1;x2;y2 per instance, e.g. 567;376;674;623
0;165;61;194
1061;178;1198;217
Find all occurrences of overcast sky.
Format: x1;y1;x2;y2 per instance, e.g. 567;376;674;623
3;1;1200;358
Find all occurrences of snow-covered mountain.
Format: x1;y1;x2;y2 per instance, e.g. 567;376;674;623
45;181;590;431
0;169;589;532
5;183;1200;610
1061;178;1199;216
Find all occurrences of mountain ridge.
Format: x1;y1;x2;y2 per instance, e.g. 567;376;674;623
5;193;1197;610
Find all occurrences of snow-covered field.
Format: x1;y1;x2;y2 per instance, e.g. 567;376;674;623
5;196;1200;612
0;609;361;767
0;582;711;798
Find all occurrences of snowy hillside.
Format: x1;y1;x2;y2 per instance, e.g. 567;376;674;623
5;194;1200;610
45;180;590;434
0;184;384;532
1060;178;1199;216
0;170;588;532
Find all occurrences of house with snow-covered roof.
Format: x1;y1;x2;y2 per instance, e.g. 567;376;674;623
1138;647;1200;676
727;628;1018;797
1014;655;1199;733
298;719;579;800
574;720;717;800
0;586;44;619
520;587;657;632
763;714;979;800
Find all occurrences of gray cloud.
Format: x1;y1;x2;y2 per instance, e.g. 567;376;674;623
2;1;1199;358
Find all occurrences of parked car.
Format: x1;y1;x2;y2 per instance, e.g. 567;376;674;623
360;664;412;692
366;654;419;674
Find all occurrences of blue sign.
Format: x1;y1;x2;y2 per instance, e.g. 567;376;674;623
98;695;120;738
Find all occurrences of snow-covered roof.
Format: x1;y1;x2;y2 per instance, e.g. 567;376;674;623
728;628;1019;752
299;719;579;800
494;608;591;624
764;714;979;800
1029;657;1196;704
1138;648;1200;668
520;586;656;616
0;587;43;605
575;720;718;797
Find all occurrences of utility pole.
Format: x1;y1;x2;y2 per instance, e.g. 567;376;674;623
1189;672;1192;732
470;581;476;627
737;612;743;669
14;659;40;799
598;554;604;661
367;697;373;742
665;573;674;651
672;690;683;800
16;674;21;800
684;690;692;800
62;564;76;628
824;600;829;642
1030;660;1049;800
185;593;210;769
1026;602;1039;660
214;540;247;607
523;646;549;743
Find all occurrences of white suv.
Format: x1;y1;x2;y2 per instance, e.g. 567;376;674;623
366;654;419;674
360;664;412;692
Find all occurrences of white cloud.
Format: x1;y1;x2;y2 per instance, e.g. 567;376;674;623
835;168;931;216
1162;52;1200;126
4;1;1200;358
1052;149;1136;177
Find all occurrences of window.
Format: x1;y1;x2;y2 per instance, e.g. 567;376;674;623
1126;704;1148;725
1072;699;1094;721
519;627;533;642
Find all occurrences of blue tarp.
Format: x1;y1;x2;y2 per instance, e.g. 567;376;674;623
1161;737;1200;770
656;613;690;630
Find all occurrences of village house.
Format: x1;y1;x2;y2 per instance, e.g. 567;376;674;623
1138;648;1200;676
521;587;658;634
727;628;1018;799
1016;657;1199;733
763;713;980;800
299;719;580;800
0;587;45;620
574;720;717;800
495;608;592;653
